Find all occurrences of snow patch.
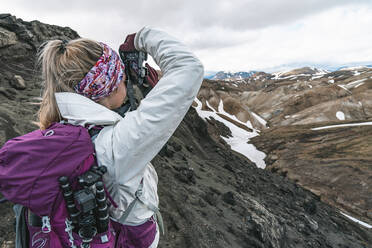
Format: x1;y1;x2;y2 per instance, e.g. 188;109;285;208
319;69;330;74
216;100;254;129
276;74;311;80
328;79;335;84
309;85;313;88
272;70;290;79
340;66;368;71
194;98;266;168
341;212;372;229
346;78;367;88
312;121;372;130
312;75;323;80
355;83;365;88
336;111;345;120
337;85;352;94
251;112;267;126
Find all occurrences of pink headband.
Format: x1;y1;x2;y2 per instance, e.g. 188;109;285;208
74;42;125;102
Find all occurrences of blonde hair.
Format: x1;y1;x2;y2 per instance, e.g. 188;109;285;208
37;38;102;130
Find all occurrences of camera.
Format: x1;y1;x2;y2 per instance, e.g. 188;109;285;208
59;165;109;247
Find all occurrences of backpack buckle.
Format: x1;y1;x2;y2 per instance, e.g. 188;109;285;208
135;188;143;198
41;216;51;233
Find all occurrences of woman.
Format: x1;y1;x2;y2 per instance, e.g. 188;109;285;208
38;26;204;247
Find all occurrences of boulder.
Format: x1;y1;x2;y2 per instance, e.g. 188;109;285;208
0;27;17;48
10;75;26;90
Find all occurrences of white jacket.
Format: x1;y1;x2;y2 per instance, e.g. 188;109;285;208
55;27;204;225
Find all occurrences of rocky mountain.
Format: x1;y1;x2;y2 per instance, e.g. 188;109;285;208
0;14;371;248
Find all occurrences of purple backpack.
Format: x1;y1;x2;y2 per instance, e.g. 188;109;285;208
0;122;116;247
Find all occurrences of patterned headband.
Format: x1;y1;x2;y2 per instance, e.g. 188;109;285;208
74;42;125;102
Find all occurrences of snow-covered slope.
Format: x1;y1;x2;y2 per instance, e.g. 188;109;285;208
194;98;266;168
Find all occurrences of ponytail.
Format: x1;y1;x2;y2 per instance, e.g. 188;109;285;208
37;38;102;129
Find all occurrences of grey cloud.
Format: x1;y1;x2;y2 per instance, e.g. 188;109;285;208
184;28;259;50
189;38;246;50
5;0;372;52
12;0;371;31
190;0;371;30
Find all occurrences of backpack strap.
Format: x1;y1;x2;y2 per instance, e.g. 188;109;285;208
13;204;29;248
137;197;165;236
28;211;42;227
118;182;143;224
85;122;165;234
118;181;165;235
87;124;103;140
87;127;119;210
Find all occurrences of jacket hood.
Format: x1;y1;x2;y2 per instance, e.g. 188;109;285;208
55;92;122;126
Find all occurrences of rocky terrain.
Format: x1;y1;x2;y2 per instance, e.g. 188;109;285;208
0;14;371;248
196;64;372;228
251;122;372;225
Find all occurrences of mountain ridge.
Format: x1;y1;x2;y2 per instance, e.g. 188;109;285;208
205;64;372;80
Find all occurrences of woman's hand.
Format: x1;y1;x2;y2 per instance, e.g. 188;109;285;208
119;34;159;88
119;33;136;52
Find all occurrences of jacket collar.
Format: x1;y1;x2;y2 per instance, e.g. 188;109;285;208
55;92;122;126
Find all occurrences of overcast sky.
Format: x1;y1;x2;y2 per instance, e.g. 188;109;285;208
3;0;372;72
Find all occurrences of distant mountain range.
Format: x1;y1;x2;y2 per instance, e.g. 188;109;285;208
205;62;372;79
209;71;257;80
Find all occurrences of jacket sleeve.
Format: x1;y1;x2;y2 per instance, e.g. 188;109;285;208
108;27;204;183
